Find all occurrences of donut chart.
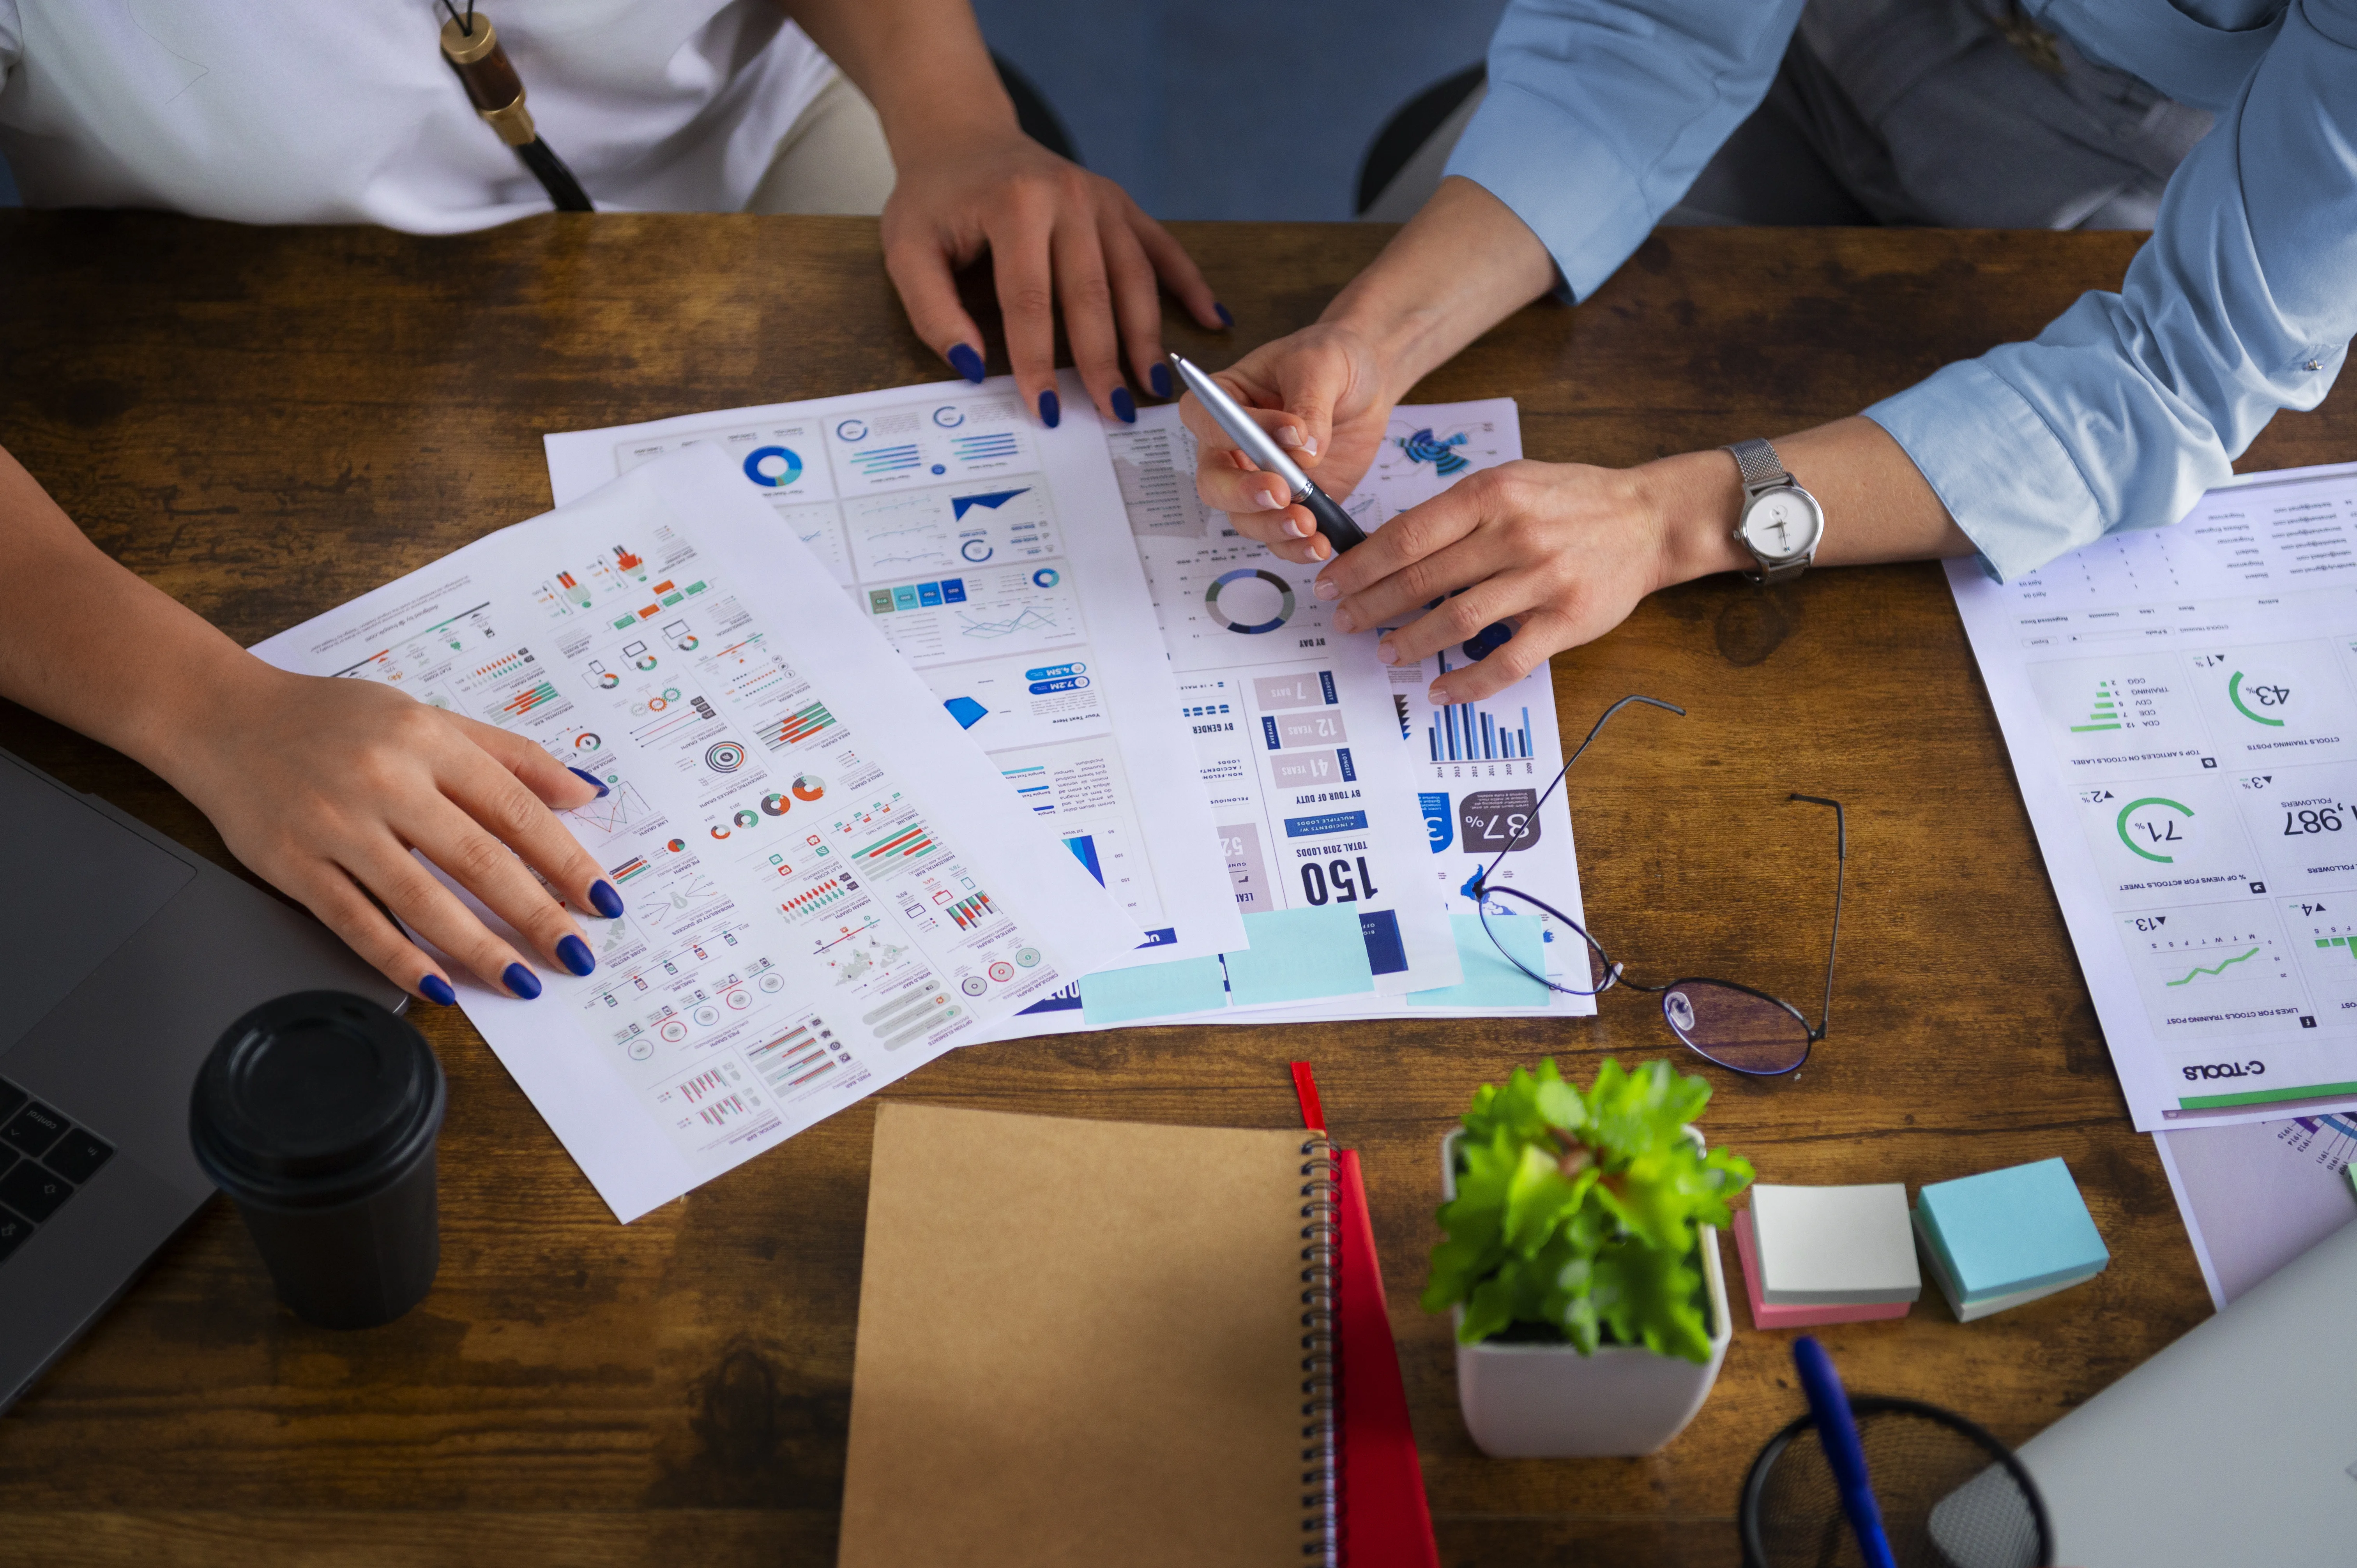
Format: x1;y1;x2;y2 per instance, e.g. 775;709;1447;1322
791;773;827;802
760;793;791;816
1205;568;1296;635
742;446;804;487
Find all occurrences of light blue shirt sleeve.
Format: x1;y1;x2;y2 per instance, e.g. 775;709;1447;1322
1442;0;1806;303
1864;0;2354;581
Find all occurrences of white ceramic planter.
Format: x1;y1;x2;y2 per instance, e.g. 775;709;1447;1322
1440;1128;1732;1458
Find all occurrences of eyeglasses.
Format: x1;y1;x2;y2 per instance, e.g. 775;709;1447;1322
1460;694;1846;1077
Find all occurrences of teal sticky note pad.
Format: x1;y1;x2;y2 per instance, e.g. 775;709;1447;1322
1079;955;1229;1025
1916;1157;2109;1301
1408;914;1548;1008
1223;906;1375;1007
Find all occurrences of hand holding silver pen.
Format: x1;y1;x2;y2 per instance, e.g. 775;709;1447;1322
1169;352;1371;560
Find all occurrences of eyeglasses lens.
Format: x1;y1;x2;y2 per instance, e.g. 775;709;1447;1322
1661;982;1811;1075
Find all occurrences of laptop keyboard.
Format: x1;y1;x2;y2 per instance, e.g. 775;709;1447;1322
0;1078;113;1263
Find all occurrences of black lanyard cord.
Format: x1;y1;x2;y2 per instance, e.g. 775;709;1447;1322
437;8;595;212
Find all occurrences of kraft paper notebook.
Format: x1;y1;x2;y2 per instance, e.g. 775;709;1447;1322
837;1102;1345;1566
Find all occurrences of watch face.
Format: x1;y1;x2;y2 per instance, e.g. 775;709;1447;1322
1741;487;1823;561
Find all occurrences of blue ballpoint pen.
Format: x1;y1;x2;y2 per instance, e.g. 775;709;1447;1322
1793;1336;1898;1568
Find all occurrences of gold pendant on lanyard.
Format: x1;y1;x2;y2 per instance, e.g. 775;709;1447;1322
435;3;594;210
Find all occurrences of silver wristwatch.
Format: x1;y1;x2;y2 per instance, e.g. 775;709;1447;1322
1724;438;1824;585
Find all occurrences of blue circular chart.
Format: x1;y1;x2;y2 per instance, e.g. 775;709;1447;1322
1204;568;1296;635
742;446;804;487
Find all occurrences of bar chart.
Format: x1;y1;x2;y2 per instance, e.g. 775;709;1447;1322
1424;650;1532;764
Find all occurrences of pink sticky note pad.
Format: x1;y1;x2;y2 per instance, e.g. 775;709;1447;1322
1734;1209;1913;1330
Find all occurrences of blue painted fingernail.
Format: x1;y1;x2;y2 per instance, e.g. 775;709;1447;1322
557;935;596;976
567;766;610;798
1038;389;1060;428
503;963;543;999
1111;387;1136;425
589;879;625;919
1150;363;1173;399
419;974;457;1007
948;343;986;383
1215;303;1233;328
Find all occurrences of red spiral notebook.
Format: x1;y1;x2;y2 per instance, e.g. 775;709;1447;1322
1293;1063;1442;1568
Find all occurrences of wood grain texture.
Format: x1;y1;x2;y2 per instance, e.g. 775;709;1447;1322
0;213;2350;1566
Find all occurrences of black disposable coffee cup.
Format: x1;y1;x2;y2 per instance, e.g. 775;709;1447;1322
188;991;447;1330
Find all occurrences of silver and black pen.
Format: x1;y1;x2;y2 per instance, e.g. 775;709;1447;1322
1167;352;1369;554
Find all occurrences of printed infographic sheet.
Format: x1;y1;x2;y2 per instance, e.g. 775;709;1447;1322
542;371;1243;980
1353;401;1594;1017
2154;1113;2357;1309
1948;460;2357;1129
1106;399;1593;1024
253;447;1134;1222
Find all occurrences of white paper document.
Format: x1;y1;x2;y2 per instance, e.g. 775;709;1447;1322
1353;401;1593;1017
254;446;1135;1221
542;371;1243;996
967;398;1479;1031
1117;398;1595;1024
1947;460;2357;1128
2154;1114;2357;1308
550;376;1466;1032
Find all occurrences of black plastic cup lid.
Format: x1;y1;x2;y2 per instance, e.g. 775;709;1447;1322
189;991;445;1209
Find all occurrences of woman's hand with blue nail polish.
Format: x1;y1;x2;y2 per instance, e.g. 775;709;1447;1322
876;117;1222;433
169;666;625;1004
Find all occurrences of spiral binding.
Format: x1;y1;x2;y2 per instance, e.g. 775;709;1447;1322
1297;1135;1340;1566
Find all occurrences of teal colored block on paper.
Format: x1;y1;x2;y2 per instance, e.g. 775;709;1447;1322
1408;914;1548;1008
1079;955;1229;1025
1915;1157;2109;1303
1223;906;1375;1008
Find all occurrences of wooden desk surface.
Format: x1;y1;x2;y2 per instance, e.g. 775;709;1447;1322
1;214;2350;1566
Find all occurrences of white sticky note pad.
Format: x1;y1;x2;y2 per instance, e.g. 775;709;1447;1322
1751;1183;1923;1305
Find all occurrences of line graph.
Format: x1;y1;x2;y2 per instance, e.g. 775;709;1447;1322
2165;946;2260;986
2125;907;2300;1032
565;780;652;837
958;606;1060;640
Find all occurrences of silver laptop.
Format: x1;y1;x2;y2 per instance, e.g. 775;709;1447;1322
2016;1215;2357;1566
0;747;401;1408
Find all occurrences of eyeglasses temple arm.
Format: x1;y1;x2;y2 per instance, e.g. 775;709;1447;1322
1791;794;1845;1038
1469;693;1688;892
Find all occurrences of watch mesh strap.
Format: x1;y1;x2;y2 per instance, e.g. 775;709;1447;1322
1727;437;1789;493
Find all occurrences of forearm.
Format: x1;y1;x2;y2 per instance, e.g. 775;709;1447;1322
1644;416;1976;588
0;446;260;781
777;0;1016;152
1320;177;1558;399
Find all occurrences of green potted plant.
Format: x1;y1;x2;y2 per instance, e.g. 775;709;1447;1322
1423;1057;1754;1457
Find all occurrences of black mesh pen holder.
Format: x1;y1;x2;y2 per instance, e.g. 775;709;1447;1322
1740;1395;2053;1568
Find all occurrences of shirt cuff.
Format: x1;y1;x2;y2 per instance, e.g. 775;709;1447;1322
1862;359;2106;584
1441;78;1655;305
